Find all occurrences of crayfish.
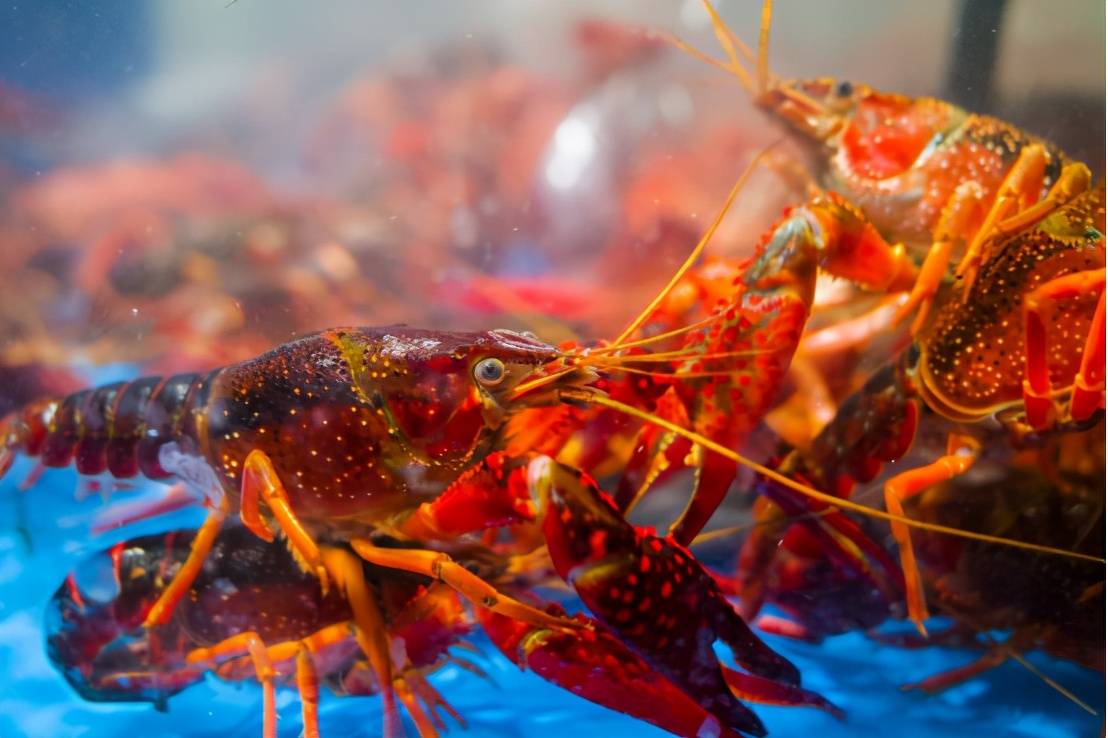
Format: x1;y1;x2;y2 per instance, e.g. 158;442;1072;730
667;0;1105;699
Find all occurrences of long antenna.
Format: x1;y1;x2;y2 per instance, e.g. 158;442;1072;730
564;388;1105;564
608;144;776;348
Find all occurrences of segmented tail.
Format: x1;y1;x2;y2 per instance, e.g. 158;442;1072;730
0;372;215;481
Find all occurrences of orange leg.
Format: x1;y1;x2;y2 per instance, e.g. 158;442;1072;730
955;144;1050;283
1072;290;1106;421
320;546;403;738
350;538;578;632
884;433;981;635
396;678;440;738
995;161;1092;237
1022;268;1106;429
957;148;1091;289
296;646;321;738
192;623;351;738
895;181;987;334
187;631;277;738
240;448;329;593
142;496;229;627
409;672;465;730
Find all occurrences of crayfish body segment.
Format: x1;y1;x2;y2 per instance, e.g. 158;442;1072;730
0;372;214;482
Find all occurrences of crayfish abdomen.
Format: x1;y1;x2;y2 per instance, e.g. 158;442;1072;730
0;371;213;480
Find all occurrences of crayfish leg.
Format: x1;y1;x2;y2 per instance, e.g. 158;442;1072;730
349;538;579;633
1072;288;1107;421
188;623;352;738
883;433;981;634
187;630;277;738
408;672;465;731
901;649;1009;694
894;180;988;333
1022;267;1106;428
142;495;229;627
320;546;403;738
241;448;330;593
957;146;1090;290
395;678;441;738
295;645;321;738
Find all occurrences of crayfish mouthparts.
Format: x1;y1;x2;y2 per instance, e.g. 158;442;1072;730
508;365;602;406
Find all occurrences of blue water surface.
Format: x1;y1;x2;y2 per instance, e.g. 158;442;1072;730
0;372;1103;738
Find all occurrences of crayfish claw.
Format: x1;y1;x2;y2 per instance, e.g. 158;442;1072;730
533;458;803;736
723;667;845;721
478;607;752;738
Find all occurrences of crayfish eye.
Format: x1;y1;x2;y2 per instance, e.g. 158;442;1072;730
474;357;506;387
836;80;854;98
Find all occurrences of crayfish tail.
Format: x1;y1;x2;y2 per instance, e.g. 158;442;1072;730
0;371;216;483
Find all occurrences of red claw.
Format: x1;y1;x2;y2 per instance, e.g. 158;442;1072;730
532;458;827;737
479;607;747;738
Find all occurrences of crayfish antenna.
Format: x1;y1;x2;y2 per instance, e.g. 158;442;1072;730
757;0;773;95
561;388;1107;566
606;145;775;349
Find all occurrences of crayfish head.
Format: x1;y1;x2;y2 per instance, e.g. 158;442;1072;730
343;326;595;469
467;329;598;427
763;79;960;182
504;350;601;413
756;77;863;146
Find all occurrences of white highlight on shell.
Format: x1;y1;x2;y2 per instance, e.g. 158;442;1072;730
158;441;224;507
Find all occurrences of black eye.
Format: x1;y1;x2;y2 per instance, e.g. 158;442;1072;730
835;81;854;97
474;357;506;387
